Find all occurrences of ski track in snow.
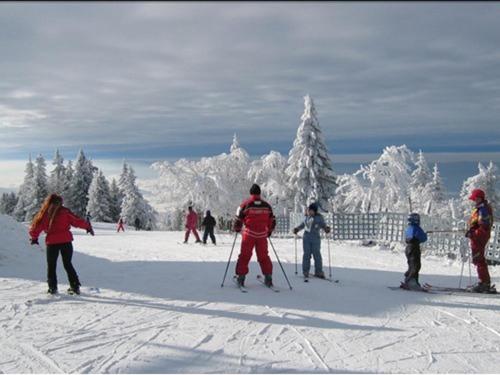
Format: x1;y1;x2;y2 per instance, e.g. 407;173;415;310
1;223;500;373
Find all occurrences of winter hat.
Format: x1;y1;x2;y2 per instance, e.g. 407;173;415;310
308;202;319;213
188;206;193;211
469;189;485;201
408;213;420;225
206;210;211;216
250;183;261;195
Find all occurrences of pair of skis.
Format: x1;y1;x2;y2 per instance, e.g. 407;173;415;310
389;282;498;296
232;275;280;293
303;275;339;283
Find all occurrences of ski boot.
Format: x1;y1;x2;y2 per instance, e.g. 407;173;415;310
401;278;422;291
471;282;491;293
237;275;245;287
47;287;58;295
195;240;202;244
264;274;273;288
183;240;188;244
314;271;326;279
68;283;81;295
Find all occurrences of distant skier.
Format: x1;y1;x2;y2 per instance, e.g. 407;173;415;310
29;193;95;295
293;202;331;279
401;213;427;290
184;206;201;243
202;210;217;245
466;189;494;293
117;218;125;233
233;184;276;287
134;217;141;231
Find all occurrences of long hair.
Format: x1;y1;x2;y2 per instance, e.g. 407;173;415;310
31;194;64;231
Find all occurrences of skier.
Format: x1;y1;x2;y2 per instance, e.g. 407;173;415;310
401;213;427;290
202;210;217;245
29;193;94;295
466;189;494;293
117;217;125;233
184;206;201;243
233;184;276;287
293;202;331;279
134;217;141;231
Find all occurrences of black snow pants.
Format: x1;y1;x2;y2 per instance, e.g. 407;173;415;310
46;242;80;290
404;241;421;284
203;227;216;245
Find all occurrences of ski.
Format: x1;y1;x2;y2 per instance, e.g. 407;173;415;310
232;276;248;293
423;283;498;295
256;275;280;292
387;284;442;294
310;274;340;283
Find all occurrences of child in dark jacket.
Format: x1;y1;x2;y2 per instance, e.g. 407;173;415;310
202;210;217;245
402;213;427;290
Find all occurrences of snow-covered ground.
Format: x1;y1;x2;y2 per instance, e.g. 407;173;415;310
1;215;500;373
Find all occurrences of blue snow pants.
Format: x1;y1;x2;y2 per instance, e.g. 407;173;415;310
302;234;323;275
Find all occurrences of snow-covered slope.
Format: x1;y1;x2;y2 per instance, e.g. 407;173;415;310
1;223;499;373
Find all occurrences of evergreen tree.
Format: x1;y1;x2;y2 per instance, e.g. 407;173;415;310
62;160;74;203
0;192;18;216
109;178;122;222
422;163;447;215
13;156;36;221
285;95;337;213
460;161;499;217
68;149;95;216
86;170;112;222
25;154;49;220
49;149;66;195
410;150;433;212
120;166;156;229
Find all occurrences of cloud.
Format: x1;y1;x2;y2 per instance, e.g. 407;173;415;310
0;105;46;128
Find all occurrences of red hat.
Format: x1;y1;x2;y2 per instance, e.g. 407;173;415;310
469;189;485;201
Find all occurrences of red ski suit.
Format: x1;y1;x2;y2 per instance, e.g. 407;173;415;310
185;210;201;242
468;201;493;284
117;219;125;233
29;207;91;245
234;194;276;276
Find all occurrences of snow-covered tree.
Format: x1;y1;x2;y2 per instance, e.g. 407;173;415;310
285;95;337;213
49;149;66;195
459;161;499;217
109;178;122;222
331;172;370;213
410;150;433;212
120;165;157;229
25;154;49;220
67;149;95;216
248;150;288;214
13;156;36;221
0;192;18;216
422;163;448;215
86;170;112;222
359;145;415;213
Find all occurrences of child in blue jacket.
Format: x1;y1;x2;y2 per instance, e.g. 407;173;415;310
402;213;427;290
293;203;331;279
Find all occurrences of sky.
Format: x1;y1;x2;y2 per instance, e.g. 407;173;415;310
1;2;500;192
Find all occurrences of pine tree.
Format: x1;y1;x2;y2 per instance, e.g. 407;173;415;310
285;95;337;213
422;163;447;215
13;156;36;221
120;166;156;229
24;154;49;221
410;150;433;212
109;178;122;222
68;149;95;216
0;192;18;216
86;170;112;222
460;161;499;217
49;149;66;195
62;160;74;203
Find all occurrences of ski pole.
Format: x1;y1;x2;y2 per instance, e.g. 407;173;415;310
220;232;238;287
459;253;466;289
327;235;332;280
268;237;293;290
468;249;472;286
294;234;298;275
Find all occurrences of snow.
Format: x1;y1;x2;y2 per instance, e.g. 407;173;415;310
1;214;500;373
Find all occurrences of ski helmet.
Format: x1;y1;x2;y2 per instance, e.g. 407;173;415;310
468;189;485;201
408;213;420;225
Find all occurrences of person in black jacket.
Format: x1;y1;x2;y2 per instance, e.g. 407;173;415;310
202;210;217;245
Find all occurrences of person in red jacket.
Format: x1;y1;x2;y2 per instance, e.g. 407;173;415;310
29;194;94;295
233;184;276;287
117;217;125;233
466;189;495;293
184;206;201;243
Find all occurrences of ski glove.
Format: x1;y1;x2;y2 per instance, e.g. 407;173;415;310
30;238;39;245
293;228;299;235
233;220;243;233
324;226;331;234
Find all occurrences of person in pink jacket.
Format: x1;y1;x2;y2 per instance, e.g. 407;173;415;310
184;206;201;243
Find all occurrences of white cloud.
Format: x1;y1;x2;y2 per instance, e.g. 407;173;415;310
0;105;46;128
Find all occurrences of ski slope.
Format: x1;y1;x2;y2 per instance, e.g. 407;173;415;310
1;216;500;373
